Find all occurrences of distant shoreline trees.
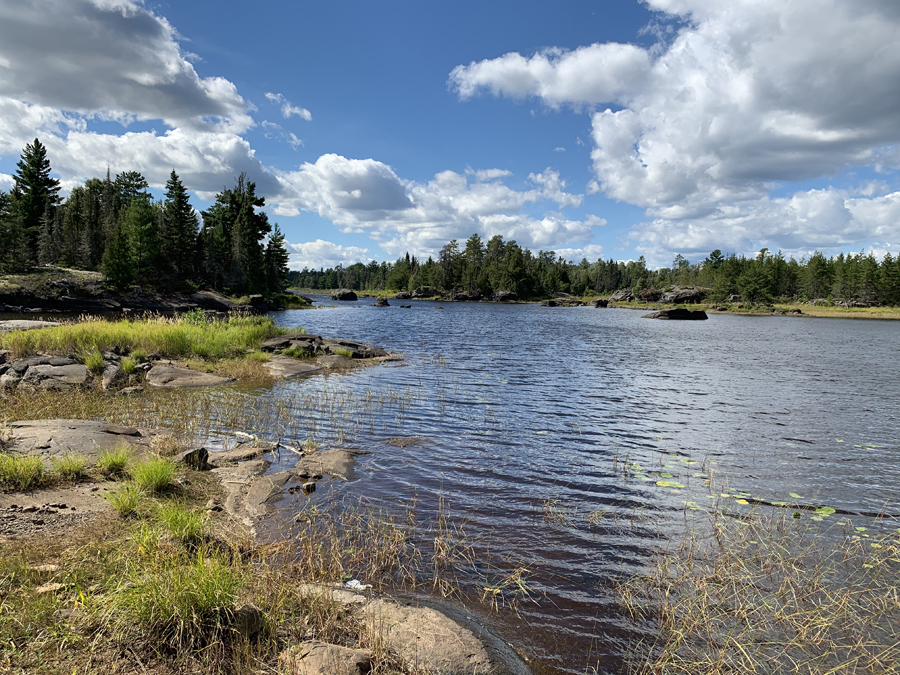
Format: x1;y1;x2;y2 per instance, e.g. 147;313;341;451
290;242;900;307
0;139;289;296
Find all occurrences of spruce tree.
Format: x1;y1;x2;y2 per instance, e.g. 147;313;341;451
161;170;198;285
264;223;290;293
12;138;61;265
102;219;133;290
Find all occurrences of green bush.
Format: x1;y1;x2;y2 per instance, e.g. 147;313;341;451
130;458;175;493
0;454;45;490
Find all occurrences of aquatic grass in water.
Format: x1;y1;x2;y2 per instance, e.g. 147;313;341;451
618;511;900;675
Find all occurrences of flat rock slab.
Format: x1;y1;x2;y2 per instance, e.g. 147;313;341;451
210;459;272;530
0;320;60;333
363;599;493;674
295;449;358;480
20;363;90;391
146;365;235;388
4;419;157;465
243;470;295;518
280;641;372;675
264;355;322;378
315;354;356;369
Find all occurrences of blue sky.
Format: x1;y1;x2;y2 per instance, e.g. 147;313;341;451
2;0;900;269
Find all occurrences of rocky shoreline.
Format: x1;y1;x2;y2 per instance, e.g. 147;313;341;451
0;316;528;674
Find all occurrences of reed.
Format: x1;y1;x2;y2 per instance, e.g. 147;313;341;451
618;510;900;675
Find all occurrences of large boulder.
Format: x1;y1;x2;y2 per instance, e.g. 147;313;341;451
592;299;608;308
189;291;237;312
639;288;663;301
393;291;412;300
374;297;390;307
331;289;358;301
363;599;493;674
661;286;706;303
609;289;634;302
642;308;708;320
321;339;387;359
411;287;436;299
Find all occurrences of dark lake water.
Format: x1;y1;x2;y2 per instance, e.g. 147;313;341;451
251;298;899;674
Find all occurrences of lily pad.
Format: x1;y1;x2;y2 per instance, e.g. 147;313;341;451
789;492;803;499
815;506;836;516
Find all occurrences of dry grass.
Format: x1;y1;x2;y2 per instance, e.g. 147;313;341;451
618;511;900;675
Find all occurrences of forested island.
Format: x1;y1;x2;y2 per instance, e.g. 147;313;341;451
291;240;900;307
0;139;289;297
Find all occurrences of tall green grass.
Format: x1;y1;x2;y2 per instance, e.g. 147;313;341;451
0;315;285;361
0;454;45;490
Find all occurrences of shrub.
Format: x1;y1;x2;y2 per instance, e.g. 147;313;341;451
52;453;87;481
0;454;45;490
130;458;175;493
104;482;143;518
98;446;132;477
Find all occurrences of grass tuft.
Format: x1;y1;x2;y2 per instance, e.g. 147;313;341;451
157;501;206;544
98;445;132;477
130;457;175;493
104;482;144;518
0;453;45;490
120;356;137;374
51;453;87;481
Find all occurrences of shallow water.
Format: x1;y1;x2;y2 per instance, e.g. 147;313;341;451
253;299;899;673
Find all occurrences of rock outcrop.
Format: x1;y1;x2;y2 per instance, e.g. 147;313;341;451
490;290;517;302
661;286;706;303
145;366;235;388
609;289;634;302
260;334;388;360
331;289;358;301
374;297;390;307
642;308;708;320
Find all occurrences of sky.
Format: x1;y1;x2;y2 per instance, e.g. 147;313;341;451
2;0;900;270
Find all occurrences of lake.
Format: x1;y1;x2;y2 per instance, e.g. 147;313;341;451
249;297;899;674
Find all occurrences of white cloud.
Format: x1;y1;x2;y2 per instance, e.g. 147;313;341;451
286;239;372;269
0;0;252;132
450;0;900;262
272;155;595;257
0;173;13;192
554;244;607;262
553;147;565;152
265;92;312;122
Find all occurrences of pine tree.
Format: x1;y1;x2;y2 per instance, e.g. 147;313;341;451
264;223;290;293
12;138;61;265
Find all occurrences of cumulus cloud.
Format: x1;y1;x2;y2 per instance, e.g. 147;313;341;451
450;0;900;261
286;239;372;269
554;244;607;263
265;92;312;121
272;155;595;256
0;173;13;192
0;0;252;132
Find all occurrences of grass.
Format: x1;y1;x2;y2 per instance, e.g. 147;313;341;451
83;349;106;374
129;457;175;493
120;356;137;374
157;501;207;543
0;453;45;490
98;445;131;477
51;453;87;481
103;482;144;517
331;346;355;358
0;314;285;361
617;510;900;675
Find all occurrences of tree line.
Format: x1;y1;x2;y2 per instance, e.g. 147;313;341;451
290;234;900;306
0;139;289;296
